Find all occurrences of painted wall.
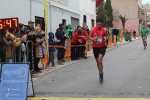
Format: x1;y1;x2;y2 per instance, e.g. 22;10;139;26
50;0;80;32
111;0;139;20
0;0;31;25
0;0;95;32
79;0;96;29
51;0;80;14
31;0;44;23
50;7;80;33
113;20;139;34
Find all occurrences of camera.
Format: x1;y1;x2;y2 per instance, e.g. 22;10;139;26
25;30;30;34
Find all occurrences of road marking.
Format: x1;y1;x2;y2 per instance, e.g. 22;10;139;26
27;98;141;100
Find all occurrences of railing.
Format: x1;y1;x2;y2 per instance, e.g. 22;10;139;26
0;33;126;71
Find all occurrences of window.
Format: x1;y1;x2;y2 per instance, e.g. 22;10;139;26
35;16;45;31
83;15;87;24
62;19;66;29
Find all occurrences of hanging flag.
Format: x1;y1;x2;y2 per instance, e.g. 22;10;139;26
42;0;49;65
96;0;104;8
43;0;48;37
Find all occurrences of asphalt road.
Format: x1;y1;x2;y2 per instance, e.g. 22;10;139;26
33;36;150;98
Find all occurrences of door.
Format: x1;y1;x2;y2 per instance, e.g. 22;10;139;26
71;17;79;32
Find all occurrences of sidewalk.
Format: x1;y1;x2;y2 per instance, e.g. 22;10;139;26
32;37;141;82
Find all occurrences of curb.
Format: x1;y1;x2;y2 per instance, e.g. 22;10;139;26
33;56;92;82
33;38;141;82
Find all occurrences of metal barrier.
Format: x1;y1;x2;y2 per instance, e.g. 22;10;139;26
10;41;31;63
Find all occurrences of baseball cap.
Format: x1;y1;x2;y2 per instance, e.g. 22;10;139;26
28;20;35;24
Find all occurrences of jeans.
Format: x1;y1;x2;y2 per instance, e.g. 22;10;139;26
49;51;55;66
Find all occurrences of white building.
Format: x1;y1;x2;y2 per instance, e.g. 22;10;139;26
0;0;96;32
79;0;96;29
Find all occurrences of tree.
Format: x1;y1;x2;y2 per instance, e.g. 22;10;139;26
104;0;113;27
119;15;128;30
97;2;105;22
97;0;113;27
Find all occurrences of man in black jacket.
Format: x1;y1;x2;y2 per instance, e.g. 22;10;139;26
25;21;42;73
55;24;67;65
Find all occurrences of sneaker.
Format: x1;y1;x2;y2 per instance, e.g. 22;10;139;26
99;75;103;82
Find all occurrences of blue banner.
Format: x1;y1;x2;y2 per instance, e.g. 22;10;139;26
0;64;29;100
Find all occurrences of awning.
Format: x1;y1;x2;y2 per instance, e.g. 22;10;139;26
96;0;104;8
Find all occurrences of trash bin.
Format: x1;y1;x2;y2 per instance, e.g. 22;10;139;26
125;32;131;41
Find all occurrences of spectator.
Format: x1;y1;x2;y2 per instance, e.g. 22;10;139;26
26;21;35;32
133;30;136;39
25;20;36;72
14;28;23;62
71;26;81;60
82;25;89;58
65;24;73;40
36;24;41;27
0;30;12;62
34;26;46;73
6;28;27;63
48;32;59;67
113;27;119;43
55;24;62;37
19;23;26;35
55;25;67;65
74;25;81;33
71;28;87;60
82;23;86;29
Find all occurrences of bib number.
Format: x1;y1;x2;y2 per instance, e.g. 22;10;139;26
96;36;102;44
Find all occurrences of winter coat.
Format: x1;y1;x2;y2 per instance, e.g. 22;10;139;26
48;32;56;52
6;31;21;58
71;32;87;43
35;33;45;58
65;24;73;40
55;29;67;46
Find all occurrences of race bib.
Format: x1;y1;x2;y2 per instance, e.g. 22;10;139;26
96;36;102;44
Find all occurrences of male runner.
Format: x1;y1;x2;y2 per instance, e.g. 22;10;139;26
89;18;108;82
140;26;149;49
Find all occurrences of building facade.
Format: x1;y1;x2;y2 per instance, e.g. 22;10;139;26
0;0;96;33
142;3;150;30
111;0;139;33
80;0;96;29
50;0;80;32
